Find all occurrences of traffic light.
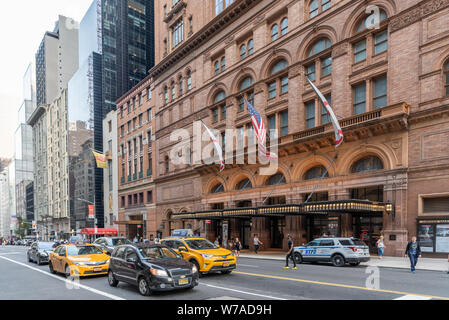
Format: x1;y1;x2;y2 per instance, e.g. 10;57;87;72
20;222;24;227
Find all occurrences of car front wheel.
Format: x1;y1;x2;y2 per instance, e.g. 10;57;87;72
294;253;303;264
332;254;345;267
49;262;56;274
108;270;119;287
350;262;360;267
65;265;71;278
138;277;151;296
27;254;32;263
221;270;232;275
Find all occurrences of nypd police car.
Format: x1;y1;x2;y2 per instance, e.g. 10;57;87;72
293;237;370;267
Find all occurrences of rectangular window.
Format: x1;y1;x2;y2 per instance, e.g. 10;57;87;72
306;64;316;81
215;0;224;15
238;97;245;112
280;111;288;136
322;0;331;11
374;30;388;55
147;88;152;100
353;83;366;115
238;127;244;148
321;95;331;125
108;161;113;191
221;106;227;120
321;57;332;77
212;108;219;123
281;76;289;94
147;191;153;204
171;19;184;48
268;82;277;99
139;114;143;126
306;101;316;129
310;0;319;18
147;108;152;121
268;115;276;131
354;40;367;63
373;75;387;109
221;132;226;153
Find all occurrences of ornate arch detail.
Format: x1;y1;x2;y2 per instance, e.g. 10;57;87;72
231;67;258;94
339;144;394;175
296;26;338;61
432;48;449;72
342;0;396;39
228;169;256;190
259;49;293;79
184;67;193;77
178;207;190;214
204;175;228;194
292;154;336;181
165;209;174;221
259;162;292;186
206;82;229;106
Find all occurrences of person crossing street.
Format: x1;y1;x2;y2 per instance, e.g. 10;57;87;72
405;236;422;274
283;234;297;270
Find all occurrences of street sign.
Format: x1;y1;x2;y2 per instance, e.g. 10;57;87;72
88;205;95;219
206;220;212;224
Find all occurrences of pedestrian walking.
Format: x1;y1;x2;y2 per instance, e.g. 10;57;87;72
233;238;242;258
376;235;385;259
217;235;222;247
284;234;297;270
405;236;422;274
253;234;263;254
133;236;138;244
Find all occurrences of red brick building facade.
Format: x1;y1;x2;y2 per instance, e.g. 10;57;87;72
118;0;449;257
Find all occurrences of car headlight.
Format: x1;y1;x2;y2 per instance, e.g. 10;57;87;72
192;265;198;274
202;254;214;259
39;252;48;256
150;268;168;277
230;252;236;257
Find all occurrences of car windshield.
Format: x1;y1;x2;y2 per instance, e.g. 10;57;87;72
351;239;367;246
112;238;132;246
67;246;103;256
138;247;180;260
38;243;55;250
185;239;218;250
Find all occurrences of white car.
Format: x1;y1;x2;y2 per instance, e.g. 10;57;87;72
293;237;370;267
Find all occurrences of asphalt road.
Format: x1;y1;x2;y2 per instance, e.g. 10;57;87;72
1;245;448;300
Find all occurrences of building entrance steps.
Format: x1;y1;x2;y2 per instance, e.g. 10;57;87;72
238;250;449;272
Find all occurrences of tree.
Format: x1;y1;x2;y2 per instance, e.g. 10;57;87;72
14;217;31;239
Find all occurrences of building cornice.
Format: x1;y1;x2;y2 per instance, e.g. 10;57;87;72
27;105;46;127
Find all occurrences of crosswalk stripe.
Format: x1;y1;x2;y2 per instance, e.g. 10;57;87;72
394;295;432;300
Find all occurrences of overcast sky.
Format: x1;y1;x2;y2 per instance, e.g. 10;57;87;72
0;0;93;159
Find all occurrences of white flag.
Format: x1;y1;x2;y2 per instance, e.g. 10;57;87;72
202;122;225;172
307;77;344;147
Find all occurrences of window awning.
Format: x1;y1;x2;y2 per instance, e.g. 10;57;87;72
171;200;395;220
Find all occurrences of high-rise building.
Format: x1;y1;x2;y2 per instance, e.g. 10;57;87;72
68;0;155;231
0;167;11;239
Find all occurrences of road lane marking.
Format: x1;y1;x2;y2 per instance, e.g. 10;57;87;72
200;283;287;300
237;264;259;268
0;252;22;256
234;271;449;300
394;295;432;300
0;256;125;300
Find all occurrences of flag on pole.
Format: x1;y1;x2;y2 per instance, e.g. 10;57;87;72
92;150;108;169
201;121;225;172
245;100;278;160
306;77;344;147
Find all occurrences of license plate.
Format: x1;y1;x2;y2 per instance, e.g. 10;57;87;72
94;267;102;272
223;263;230;267
179;279;189;285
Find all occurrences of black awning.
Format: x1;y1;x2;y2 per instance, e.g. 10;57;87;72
171;200;394;220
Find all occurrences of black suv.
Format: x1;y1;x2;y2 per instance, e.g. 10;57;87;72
108;244;199;296
93;237;133;255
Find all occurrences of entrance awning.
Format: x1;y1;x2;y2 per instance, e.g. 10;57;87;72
171;200;395;220
80;228;118;235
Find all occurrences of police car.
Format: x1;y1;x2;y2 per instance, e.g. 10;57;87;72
293;237;370;267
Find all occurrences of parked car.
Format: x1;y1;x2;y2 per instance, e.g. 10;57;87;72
49;244;110;277
160;237;236;276
108;244;199;296
27;242;56;265
93;237;133;255
293;237;370;267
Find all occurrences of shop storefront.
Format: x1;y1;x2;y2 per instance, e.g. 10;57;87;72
417;217;449;256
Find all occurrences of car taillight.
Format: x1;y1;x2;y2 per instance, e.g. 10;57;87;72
349;247;357;252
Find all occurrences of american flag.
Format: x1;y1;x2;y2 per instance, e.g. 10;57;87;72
245;100;278;160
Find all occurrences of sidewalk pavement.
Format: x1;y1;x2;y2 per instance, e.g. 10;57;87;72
238;251;449;272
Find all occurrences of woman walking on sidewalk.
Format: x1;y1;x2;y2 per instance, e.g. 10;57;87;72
376;236;385;259
233;238;242;258
405;236;422;274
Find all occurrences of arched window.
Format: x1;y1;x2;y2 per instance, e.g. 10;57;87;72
240;44;247;60
356;10;387;33
304;166;329;180
309;0;331;19
178;76;183;96
351;156;384;173
212;183;224;194
187;70;192;91
271;24;279;42
165;156;170;173
164;86;168;105
281;18;288;35
237;178;252;190
267;173;286;185
171;81;176;100
444;60;449;96
248;39;254;55
214;91;226;103
270;60;289;75
240;77;254;91
221;57;226;71
308;38;332;57
214;61;220;75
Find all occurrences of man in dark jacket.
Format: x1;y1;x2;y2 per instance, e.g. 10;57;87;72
405;236;422;273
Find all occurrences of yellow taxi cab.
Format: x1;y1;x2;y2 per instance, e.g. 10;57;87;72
49;244;110;277
160;237;236;276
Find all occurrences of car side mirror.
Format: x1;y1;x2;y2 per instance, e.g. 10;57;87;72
179;246;188;252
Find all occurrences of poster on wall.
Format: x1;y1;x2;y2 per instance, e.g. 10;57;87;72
436;224;449;253
418;224;434;253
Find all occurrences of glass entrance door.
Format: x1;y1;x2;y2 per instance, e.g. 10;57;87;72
352;215;383;253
